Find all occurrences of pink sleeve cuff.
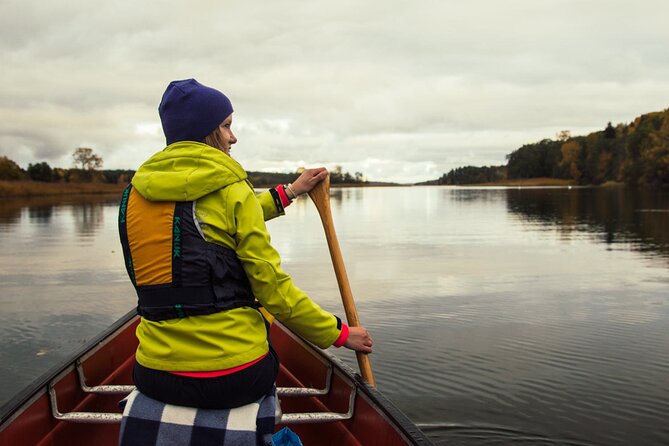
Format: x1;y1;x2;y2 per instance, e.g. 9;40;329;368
276;184;292;208
333;323;349;348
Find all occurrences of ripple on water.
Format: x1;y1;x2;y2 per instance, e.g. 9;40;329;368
361;291;669;446
417;423;600;446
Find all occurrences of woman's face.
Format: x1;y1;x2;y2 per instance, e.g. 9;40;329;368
218;115;237;155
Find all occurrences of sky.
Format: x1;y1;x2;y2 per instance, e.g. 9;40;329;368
1;0;669;184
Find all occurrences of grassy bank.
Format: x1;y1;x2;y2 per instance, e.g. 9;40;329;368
0;180;127;198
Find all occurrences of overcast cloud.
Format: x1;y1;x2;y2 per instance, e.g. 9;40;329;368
1;0;668;183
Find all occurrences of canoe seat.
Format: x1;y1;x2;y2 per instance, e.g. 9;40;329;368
118;388;276;446
49;361;357;425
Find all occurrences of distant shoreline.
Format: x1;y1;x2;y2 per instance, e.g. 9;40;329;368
1;177;630;198
1;178;411;198
0;180;393;198
462;177;576;187
461;178;630;187
421;178;630;188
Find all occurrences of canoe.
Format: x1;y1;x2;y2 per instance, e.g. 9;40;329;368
0;310;432;445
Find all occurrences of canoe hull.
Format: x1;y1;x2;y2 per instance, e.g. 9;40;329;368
0;311;431;445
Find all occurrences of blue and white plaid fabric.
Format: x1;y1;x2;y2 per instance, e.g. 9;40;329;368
118;388;276;446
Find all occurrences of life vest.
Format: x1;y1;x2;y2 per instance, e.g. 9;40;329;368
118;184;254;321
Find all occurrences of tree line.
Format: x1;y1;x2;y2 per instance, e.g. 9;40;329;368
247;165;365;187
0;148;135;184
435;108;669;188
1;147;366;187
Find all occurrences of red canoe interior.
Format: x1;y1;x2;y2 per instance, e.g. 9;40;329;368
0;315;427;446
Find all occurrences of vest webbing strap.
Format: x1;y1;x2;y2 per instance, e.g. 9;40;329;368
136;285;254;321
172;201;187;288
118;184;136;286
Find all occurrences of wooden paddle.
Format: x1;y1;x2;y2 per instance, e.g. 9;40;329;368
308;175;376;387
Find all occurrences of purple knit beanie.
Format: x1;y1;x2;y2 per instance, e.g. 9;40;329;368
158;79;234;145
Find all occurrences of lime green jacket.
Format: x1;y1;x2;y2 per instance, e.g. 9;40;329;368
130;141;342;371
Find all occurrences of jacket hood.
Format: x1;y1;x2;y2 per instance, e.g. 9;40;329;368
132;141;247;201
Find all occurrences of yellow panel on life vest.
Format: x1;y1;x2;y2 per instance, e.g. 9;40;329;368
126;188;174;286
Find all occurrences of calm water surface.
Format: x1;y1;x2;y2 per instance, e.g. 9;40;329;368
0;187;668;445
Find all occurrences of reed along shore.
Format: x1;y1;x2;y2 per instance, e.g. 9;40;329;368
0;181;127;198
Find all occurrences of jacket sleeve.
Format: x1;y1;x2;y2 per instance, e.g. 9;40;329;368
255;187;284;222
227;182;342;348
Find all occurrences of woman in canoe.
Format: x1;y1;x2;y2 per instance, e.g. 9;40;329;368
118;78;373;409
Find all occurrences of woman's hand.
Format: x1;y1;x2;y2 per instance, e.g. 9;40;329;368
344;326;373;353
291;167;329;196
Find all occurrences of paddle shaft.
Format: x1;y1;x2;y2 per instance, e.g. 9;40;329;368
308;176;375;387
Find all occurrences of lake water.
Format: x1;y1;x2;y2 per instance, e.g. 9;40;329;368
0;186;668;445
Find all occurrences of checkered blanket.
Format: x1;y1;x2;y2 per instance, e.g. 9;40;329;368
118;388;276;446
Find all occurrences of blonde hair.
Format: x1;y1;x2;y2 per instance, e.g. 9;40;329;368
203;125;226;152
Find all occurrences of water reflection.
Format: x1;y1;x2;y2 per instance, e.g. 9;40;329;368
70;202;106;237
504;187;669;258
0;194;134;409
1;188;668;446
0;194;121;234
329;188;365;206
28;206;54;223
448;187;508;203
0;200;24;225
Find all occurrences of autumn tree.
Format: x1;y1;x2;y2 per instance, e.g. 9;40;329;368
622;113;659;185
70;147;104;183
560;140;583;182
331;165;344;183
0;156;25;180
638;111;669;187
72;147;103;171
330;165;355;183
556;130;572;141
